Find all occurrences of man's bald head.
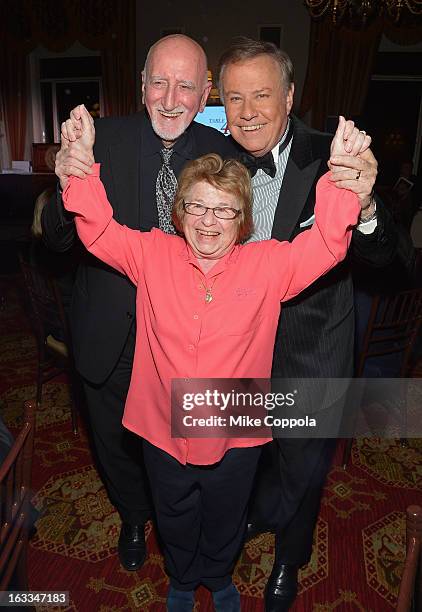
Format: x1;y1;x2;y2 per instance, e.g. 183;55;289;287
142;35;211;146
144;35;208;83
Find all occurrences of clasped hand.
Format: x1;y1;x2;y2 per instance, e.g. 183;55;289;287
55;104;96;190
329;116;377;212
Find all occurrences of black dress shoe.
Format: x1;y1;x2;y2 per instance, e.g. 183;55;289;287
264;564;298;612
118;522;146;571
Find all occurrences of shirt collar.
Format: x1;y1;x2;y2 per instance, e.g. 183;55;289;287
271;117;291;164
178;240;241;275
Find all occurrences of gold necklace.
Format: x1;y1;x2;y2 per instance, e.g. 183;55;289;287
197;275;217;303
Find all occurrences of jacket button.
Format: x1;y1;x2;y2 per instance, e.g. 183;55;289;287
126;312;133;319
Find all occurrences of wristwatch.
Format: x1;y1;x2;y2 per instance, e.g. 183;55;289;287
359;195;377;223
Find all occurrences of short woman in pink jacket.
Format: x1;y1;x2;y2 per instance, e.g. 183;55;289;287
63;107;363;612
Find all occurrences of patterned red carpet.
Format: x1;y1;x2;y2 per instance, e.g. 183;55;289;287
1;274;421;612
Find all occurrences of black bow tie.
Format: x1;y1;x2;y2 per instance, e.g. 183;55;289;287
239;120;294;178
239;151;276;178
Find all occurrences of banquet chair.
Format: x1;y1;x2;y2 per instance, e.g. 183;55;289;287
19;253;79;434
396;505;422;612
0;400;36;600
343;287;422;467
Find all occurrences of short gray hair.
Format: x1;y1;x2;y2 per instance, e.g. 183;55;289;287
217;37;294;100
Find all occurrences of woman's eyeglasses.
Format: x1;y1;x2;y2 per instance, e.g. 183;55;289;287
183;202;241;220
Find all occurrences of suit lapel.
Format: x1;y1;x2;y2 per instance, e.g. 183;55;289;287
271;116;322;241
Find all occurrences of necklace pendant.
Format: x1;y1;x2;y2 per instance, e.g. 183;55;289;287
205;291;213;304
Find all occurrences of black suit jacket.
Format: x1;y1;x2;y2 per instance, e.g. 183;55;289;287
264;116;397;383
42;111;237;383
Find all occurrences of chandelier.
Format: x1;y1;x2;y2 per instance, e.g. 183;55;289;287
304;0;422;25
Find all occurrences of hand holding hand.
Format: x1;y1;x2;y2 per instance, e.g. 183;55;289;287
55;104;96;190
329;116;377;214
330;115;371;159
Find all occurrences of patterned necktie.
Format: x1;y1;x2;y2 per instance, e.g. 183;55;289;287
156;148;177;234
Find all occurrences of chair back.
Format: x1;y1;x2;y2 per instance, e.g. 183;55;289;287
357;287;422;378
18;252;79;434
18;253;70;354
396;505;422;612
0;401;36;590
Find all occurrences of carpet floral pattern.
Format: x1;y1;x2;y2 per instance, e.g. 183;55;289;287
363;511;406;607
32;465;120;562
1;276;421;611
352;438;422;489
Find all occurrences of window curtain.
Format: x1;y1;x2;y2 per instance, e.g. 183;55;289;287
299;16;422;131
299;18;383;131
0;0;136;160
100;0;136;117
0;44;28;160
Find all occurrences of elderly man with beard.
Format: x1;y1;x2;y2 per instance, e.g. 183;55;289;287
41;34;236;572
218;37;397;611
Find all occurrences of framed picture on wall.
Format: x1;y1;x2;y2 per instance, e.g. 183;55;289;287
258;25;283;49
32;143;60;173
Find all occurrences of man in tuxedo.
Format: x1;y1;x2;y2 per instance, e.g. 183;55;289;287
218;38;397;611
41;34;236;572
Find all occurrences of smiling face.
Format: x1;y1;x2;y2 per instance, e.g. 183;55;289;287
142;36;211;146
182;180;241;263
221;54;294;157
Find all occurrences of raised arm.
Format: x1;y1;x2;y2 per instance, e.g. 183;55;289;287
270;118;361;301
328;115;374;216
61;106;145;286
328;117;398;267
41;105;95;252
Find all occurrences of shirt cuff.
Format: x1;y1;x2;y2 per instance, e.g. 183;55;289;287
357;217;377;234
357;201;377;234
